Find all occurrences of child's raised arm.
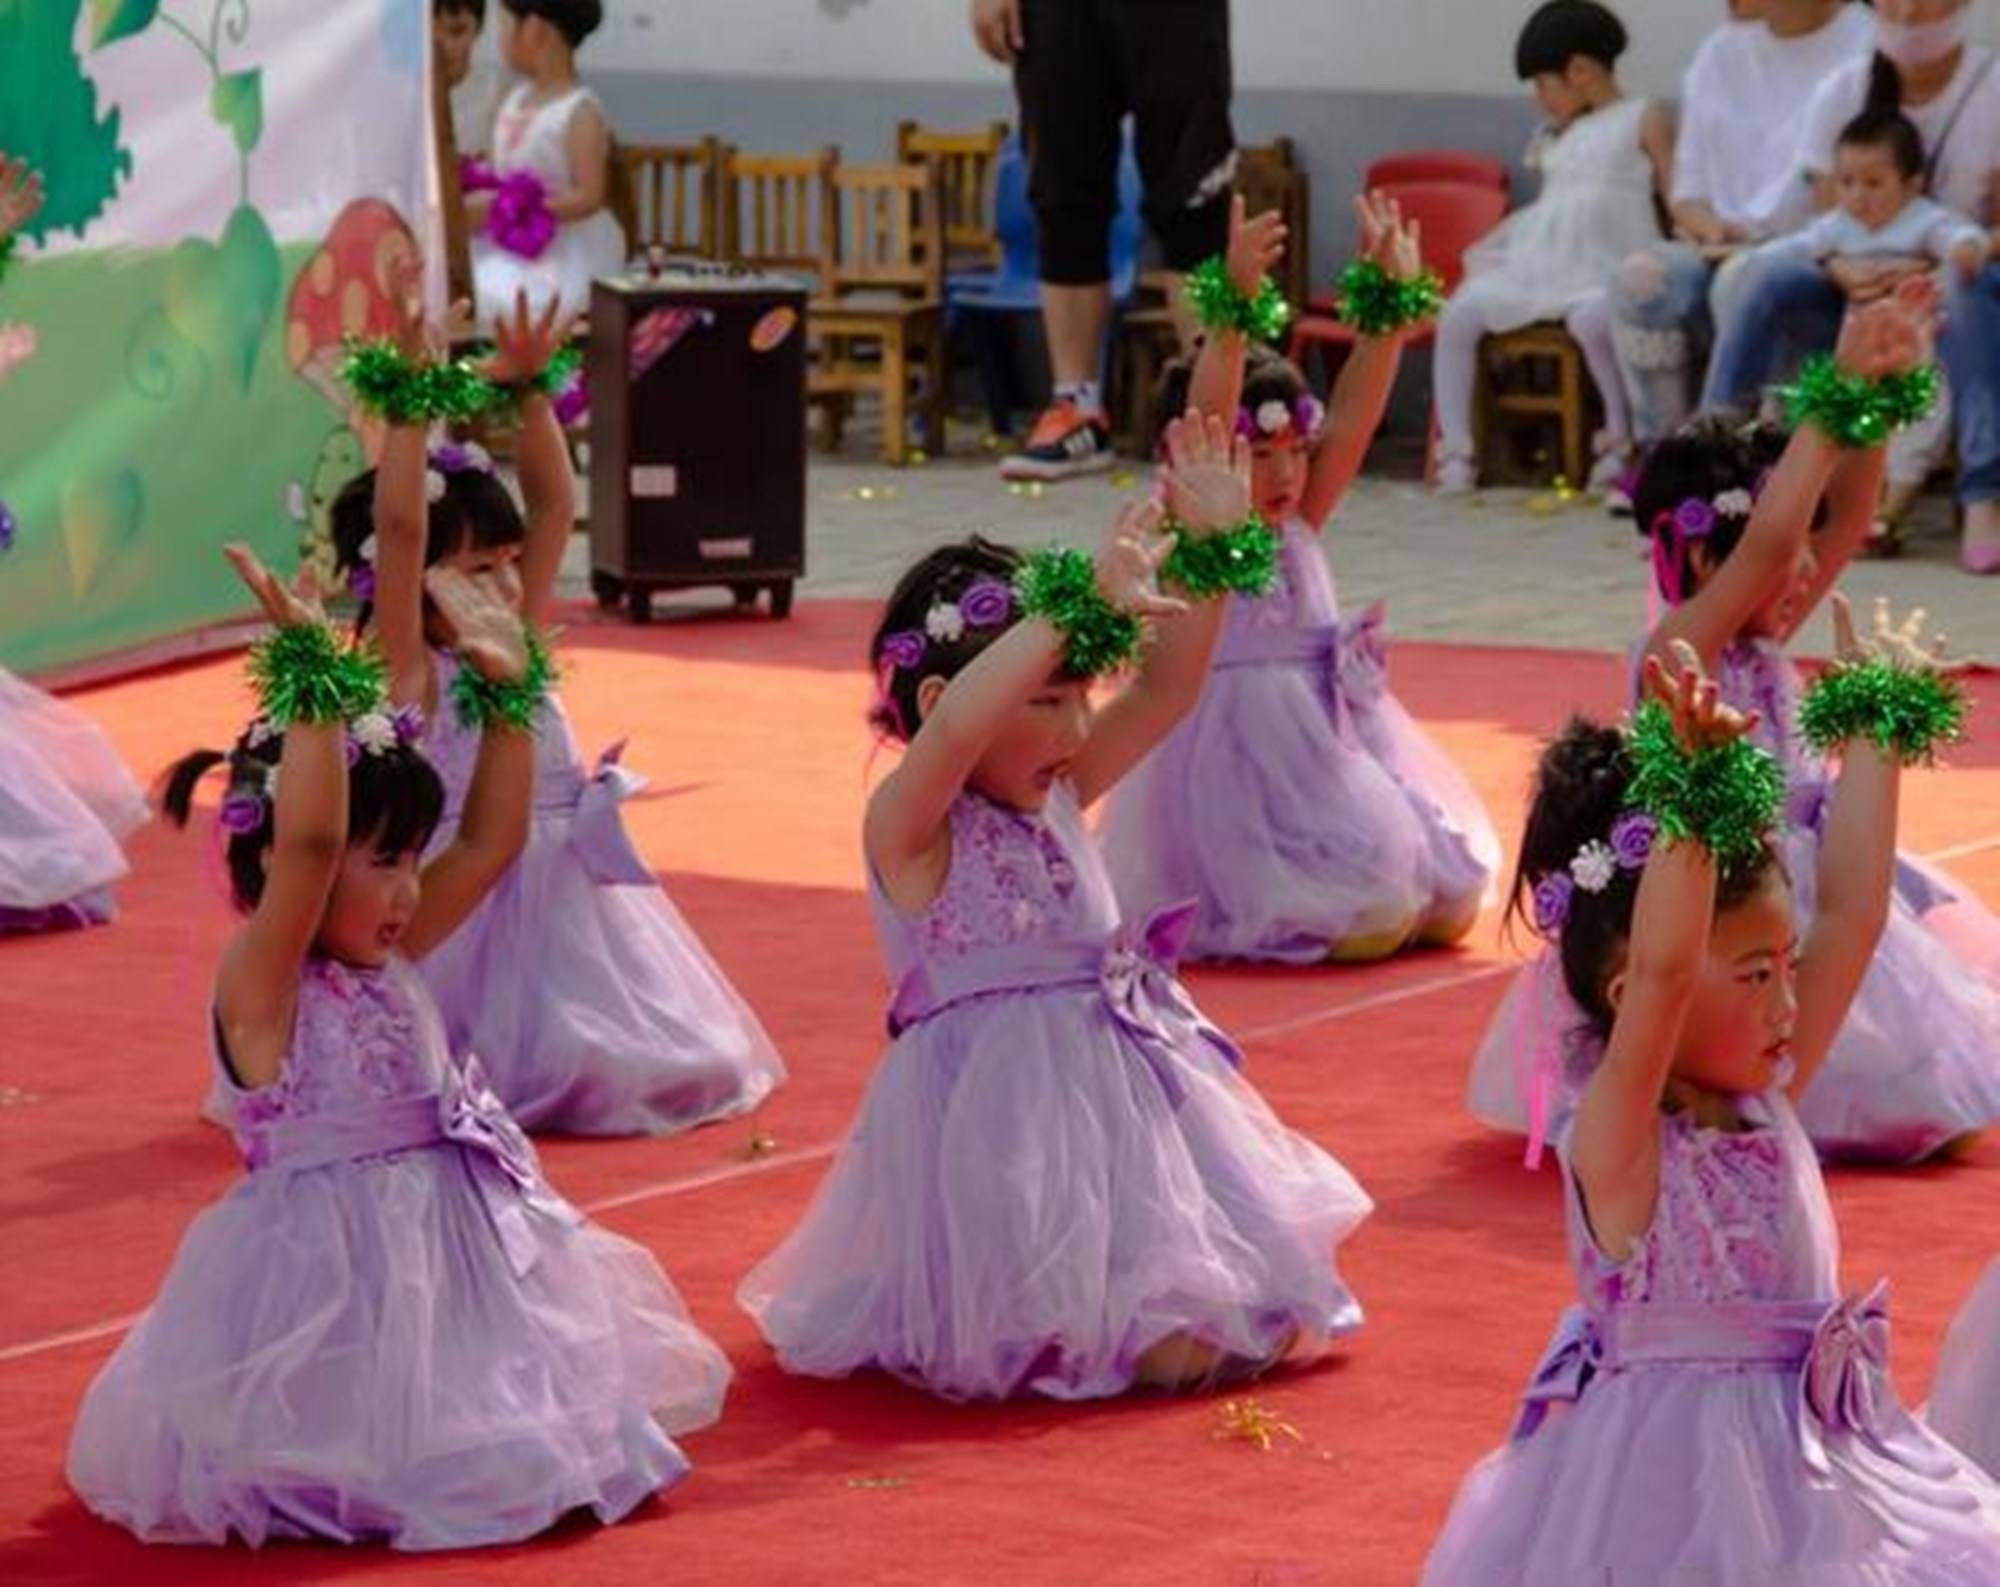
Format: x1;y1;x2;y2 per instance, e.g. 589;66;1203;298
373;264;443;713
1299;193;1423;530
1647;285;1933;672
1787;594;1940;1102
480;291;575;628
1070;413;1249;806
1570;645;1758;1260
1185;195;1286;423
213;548;352;1088
403;567;539;959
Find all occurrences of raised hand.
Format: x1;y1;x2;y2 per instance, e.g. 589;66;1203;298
969;0;1024;64
1356;189;1424;282
1158;409;1253;531
1094;498;1184;619
224;543;329;631
1831;590;1953;673
426;565;530;682
0;155;43;243
480;289;568;384
1642;637;1760;753
1225;193;1287;296
383;250;442;362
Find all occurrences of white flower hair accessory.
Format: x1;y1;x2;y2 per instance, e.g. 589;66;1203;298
924;601;967;644
348;711;399;757
1713;489;1754;518
1569;840;1618;894
425;470;448;504
1255;400;1291;436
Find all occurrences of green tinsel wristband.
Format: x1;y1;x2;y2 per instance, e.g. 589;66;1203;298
1780;354;1941;449
1013;546;1144;678
1160;514;1279;599
1185;255;1293;343
1334;259;1444;338
339;339;499;427
247;624;388;727
449;630;558;732
1624;699;1786;872
481;345;584;422
1799;658;1966;766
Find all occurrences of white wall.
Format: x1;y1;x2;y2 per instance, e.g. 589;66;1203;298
573;0;1992;97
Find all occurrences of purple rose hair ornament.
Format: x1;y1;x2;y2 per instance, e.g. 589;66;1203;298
1532;871;1575;935
0;500;15;553
218;789;267;835
879;630;927;672
1608;811;1658;870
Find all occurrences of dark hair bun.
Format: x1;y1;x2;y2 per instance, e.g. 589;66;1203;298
505;0;602;47
1515;0;1628;79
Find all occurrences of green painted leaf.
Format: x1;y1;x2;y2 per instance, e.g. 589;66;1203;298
1;0;135;236
88;0;160;49
210;69;263;155
164;205;282;391
60;468;145;600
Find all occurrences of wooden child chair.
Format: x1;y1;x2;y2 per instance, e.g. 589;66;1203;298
615;138;723;259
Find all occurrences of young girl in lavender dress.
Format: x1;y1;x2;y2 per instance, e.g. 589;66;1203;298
332;294;782;1134
1432;0;1671;495
0;154;149;934
68;548;728;1549
1102;195;1499;964
1470;288;2000;1161
470;0;624;326
740;416;1372;1402
1932;1259;2000;1481
1424;636;2000;1583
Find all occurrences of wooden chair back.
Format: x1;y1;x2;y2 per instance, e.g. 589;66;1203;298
896;119;1007;268
614;138;721;257
820;161;945;301
720;147;839;276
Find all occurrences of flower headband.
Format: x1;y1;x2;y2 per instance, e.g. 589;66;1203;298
1235;396;1325;443
217;706;426;834
348;443;498;599
1649;486;1754;608
1530;811;1658;935
878;579;1016;673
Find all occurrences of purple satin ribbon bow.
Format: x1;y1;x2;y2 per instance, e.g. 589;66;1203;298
1336;601;1390;706
1798;1281;1895;1474
569;739;655;887
441;1056;583;1276
1512;1305;1602;1440
1098;900;1242;1108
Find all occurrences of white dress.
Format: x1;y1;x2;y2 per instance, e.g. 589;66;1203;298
1459;97;1659;331
473;83;626;326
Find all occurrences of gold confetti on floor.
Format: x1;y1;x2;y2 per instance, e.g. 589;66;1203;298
744;1132;780;1159
1212;1398;1303;1452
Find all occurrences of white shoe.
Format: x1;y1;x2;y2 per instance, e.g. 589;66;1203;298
1434;455;1476;497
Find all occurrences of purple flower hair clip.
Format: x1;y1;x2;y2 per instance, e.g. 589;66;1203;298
1532;871;1576;934
343;705;425;765
218;789;267;836
879;579;1017;675
430;441;495;477
1533;811;1659;938
879;630;927;672
1236;396;1326;443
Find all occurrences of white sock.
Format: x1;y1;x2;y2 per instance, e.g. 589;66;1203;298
1055;380;1102;414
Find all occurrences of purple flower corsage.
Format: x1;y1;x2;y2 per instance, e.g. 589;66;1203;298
489;170;558;262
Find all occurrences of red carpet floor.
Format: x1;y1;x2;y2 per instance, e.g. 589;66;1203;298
2;602;1996;1586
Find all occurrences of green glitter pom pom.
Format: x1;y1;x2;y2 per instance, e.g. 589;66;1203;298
1161;515;1279;599
1185;255;1293;343
1624;700;1785;871
1013;546;1143;678
247;625;388;727
449;629;558;732
1781;354;1941;449
1333;259;1444;338
476;344;584;423
339;339;500;426
1800;658;1966;765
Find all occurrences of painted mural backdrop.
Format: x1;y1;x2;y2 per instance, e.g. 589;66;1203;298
0;0;431;674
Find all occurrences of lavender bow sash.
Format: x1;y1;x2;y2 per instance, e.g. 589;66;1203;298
564;740;656;886
1215;626;1338;674
888;900;1241;1107
249;1057;581;1279
1512;1286;1937;1472
1335;601;1390;708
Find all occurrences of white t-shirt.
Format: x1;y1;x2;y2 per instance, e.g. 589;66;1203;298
1799;47;2000;224
1777;195;1987;263
1672;6;1878;238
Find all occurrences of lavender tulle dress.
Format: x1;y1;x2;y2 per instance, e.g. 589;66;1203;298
1931;1260;2000;1481
1423;1086;2000;1582
1468;638;2000;1161
1100;519;1499;963
68;955;730;1550
0;668;147;933
738;783;1372;1401
416;653;784;1134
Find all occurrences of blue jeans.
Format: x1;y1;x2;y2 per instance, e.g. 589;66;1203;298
1940;262;2000;504
1609;242;1715;445
1701;251;1843;414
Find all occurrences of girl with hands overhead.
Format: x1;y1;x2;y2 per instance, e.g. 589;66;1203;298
1102;189;1501;964
739;415;1373;1403
1423;634;2000;1585
68;545;730;1551
333;276;785;1139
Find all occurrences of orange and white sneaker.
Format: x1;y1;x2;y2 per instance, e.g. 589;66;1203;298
999;400;1116;481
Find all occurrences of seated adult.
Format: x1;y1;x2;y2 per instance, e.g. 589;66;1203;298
1704;0;2000;573
1606;0;1874;450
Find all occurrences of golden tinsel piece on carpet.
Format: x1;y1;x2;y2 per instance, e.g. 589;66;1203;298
745;1132;779;1159
1212;1398;1302;1452
845;1476;911;1489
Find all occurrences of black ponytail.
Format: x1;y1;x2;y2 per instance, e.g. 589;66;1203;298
1866;52;1904;117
